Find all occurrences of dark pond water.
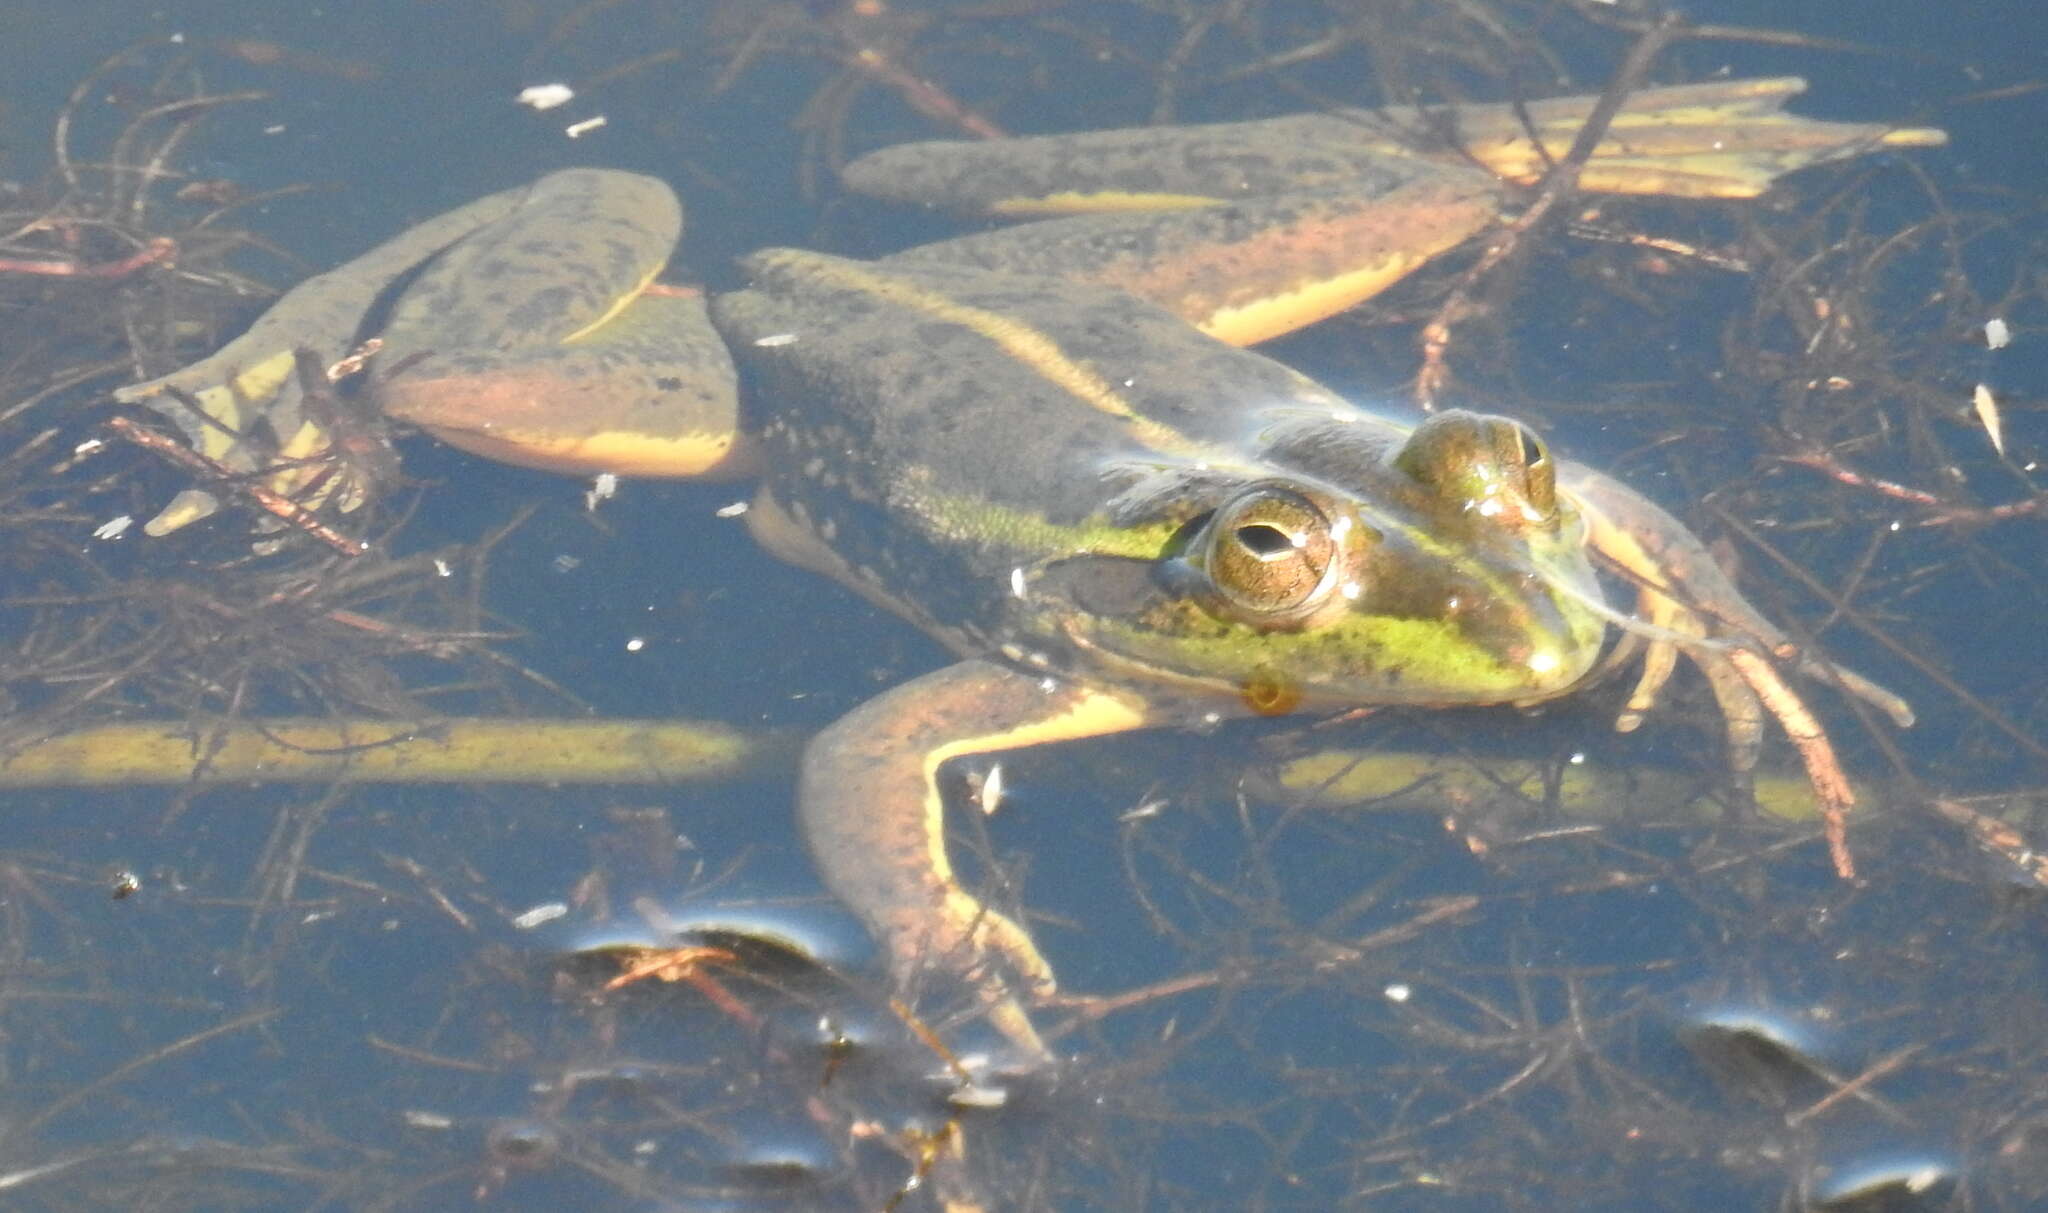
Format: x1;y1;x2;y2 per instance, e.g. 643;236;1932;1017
0;1;2043;1209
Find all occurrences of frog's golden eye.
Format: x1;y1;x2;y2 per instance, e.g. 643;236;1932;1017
1396;411;1557;527
1203;488;1344;621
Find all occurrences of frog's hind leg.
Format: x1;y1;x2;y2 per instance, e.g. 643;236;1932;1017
1382;77;1948;199
370;170;747;480
117;181;543;534
856;79;1943;348
887;173;1504;347
121;170;744;534
842;78;1943;215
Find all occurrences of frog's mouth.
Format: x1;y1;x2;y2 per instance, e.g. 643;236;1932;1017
1052;614;1295;711
1054;610;1599;720
1020;555;1267;705
1024;544;1607;711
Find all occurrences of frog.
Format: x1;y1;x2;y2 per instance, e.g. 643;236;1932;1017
118;77;1933;1058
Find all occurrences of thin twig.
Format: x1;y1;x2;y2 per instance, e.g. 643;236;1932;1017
1416;13;1686;406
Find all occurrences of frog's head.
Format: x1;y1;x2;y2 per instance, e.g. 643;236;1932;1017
1021;411;1608;714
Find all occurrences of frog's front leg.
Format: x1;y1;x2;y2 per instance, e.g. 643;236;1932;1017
798;659;1149;1059
1561;468;1913;869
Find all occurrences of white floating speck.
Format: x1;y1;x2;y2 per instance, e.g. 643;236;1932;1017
262;124;286;136
754;333;799;348
584;471;619;511
977;763;1006;816
1384;983;1412;1003
1010;566;1028;598
947;1083;1009;1109
625;637;645;653
1120;798;1166;822
402;1109;455;1131
74;437;105;457
552;554;581;573
92;515;133;541
564;115;607;139
433;558;453;577
1972;382;2006;456
715;500;749;518
1985;316;2011;350
511;902;568;930
517;83;575;111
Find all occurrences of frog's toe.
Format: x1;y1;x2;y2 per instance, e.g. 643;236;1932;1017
1615;636;1682;733
1609;582;1697;731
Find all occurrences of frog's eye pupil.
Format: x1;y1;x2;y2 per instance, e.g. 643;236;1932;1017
1234;523;1296;559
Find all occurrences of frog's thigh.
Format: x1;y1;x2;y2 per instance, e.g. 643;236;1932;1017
378;289;745;477
379;169;681;353
888;175;1501;346
369;171;745;478
798;660;1148;1033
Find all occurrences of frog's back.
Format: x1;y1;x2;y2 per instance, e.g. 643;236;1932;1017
718;253;1339;505
708;250;1385;650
